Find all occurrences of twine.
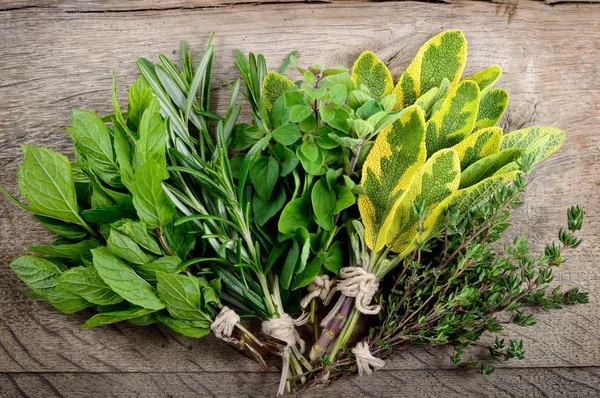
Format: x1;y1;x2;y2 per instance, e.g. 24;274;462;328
210;306;240;340
352;341;385;376
300;275;336;308
326;267;380;315
262;312;309;353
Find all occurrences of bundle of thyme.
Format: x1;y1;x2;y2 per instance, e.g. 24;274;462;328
0;30;588;395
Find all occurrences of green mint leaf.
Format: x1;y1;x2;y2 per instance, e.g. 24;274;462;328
131;159;175;229
92;247;164;310
34;215;88;241
81;204;137;225
107;228;153;265
10;255;63;298
48;286;92;314
127;75;153;131
82;307;157;328
28;239;101;261
162;214;196;259
154;312;210;339
135;256;182;282
156;272;211;321
67;110;122;188
115;220;162;255
58;266;123;306
249;155;279;201
17;145;88;228
113;123;135;191
133;97;167;169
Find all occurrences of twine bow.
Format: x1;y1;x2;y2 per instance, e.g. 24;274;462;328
327;267;380;315
300;275;336;308
352;341;385;376
261;312;309;353
210;306;240;341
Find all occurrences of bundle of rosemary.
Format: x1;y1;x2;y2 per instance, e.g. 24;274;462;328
0;30;587;395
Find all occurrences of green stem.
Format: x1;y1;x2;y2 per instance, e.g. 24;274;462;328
328;307;360;361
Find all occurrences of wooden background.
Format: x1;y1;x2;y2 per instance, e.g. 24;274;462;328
0;0;599;396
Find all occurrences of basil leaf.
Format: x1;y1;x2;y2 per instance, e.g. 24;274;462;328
58;266;123;305
67;110;121;188
92;247;164;310
17;145;88;227
82;307;157;328
278;197;312;235
250;156;279;201
156;272;211;321
311;179;336;221
272;124;302;146
290;105;312;123
34;215;88;241
292;256;322;290
10;256;64;298
48;286;92;314
154;312;210;339
132;159;175;229
280;240;299;290
273;144;299;177
296;227;311;274
323;241;344;274
28;239;101;260
253;187;286;227
107;229;153;265
332;185;356;215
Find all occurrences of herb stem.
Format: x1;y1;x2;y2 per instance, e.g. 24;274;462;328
155;227;175;256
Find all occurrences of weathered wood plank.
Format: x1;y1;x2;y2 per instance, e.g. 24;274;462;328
0;0;598;388
2;0;599;12
1;367;599;397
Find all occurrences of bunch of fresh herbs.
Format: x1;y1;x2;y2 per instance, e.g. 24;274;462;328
0;30;588;396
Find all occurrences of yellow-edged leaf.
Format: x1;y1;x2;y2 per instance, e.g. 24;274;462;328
501;126;565;165
425;80;480;156
393;30;467;110
459;148;523;189
449;127;502;169
262;72;294;111
472;88;508;131
358;105;426;252
351;51;394;100
394;170;519;261
387;148;461;253
461;65;502;94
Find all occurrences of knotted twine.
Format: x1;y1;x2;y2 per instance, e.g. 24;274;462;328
210;306;240;341
300;275;335;308
351;341;385;376
262;312;310;353
326;267;380;315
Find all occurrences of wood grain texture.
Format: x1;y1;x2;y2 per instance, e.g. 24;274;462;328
1;367;600;397
0;0;599;395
